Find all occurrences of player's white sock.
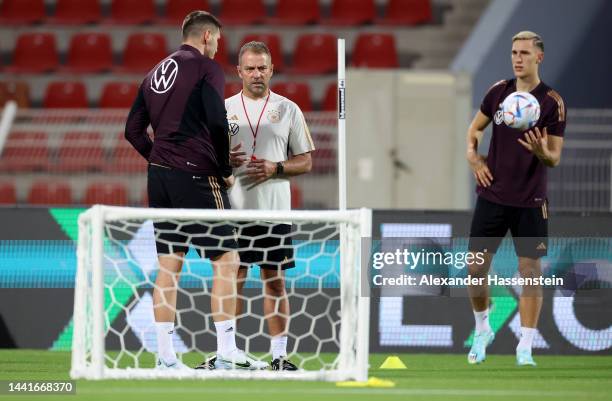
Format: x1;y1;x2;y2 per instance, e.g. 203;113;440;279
155;321;177;363
271;336;288;360
517;327;536;351
214;319;237;357
473;309;492;333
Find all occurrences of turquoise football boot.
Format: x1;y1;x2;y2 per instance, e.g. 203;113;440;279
516;349;537;366
467;330;495;364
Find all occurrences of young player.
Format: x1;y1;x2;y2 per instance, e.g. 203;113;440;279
125;11;266;370
198;41;314;371
465;31;566;366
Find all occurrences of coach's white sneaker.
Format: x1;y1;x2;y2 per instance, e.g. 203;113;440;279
214;349;268;370
155;356;191;370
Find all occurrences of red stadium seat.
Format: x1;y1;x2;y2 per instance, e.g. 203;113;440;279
55;132;105;172
322;82;337;111
159;0;211;25
310;132;336;174
27;181;73;205
141;187;149;206
240;33;284;71
43;82;88;108
271;82;312;112
0;0;45;25
63;33;113;73
324;0;375;26
265;0;320;25
378;0;432;25
84;182;129;206
6;33;58;73
0;182;16;204
109;132;148;173
0;83;10;107
0;132;49;172
351;33;399;68
287;34;336;75
118;33;167;74
290;184;302;209
49;0;101;24
225;81;243;97
100;82;138;108
219;0;265;25
214;36;232;71
0;81;30;108
106;0;156;24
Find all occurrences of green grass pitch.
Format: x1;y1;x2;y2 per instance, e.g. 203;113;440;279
1;350;611;401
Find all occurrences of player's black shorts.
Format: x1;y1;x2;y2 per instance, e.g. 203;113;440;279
237;223;295;270
468;196;548;258
147;163;237;260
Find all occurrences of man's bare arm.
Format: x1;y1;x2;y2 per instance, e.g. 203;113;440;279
518;127;564;167
466;110;493;187
246;152;312;184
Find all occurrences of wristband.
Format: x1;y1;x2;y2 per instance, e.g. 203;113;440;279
276;161;284;175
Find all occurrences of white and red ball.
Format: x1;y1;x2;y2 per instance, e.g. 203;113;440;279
502;91;541;130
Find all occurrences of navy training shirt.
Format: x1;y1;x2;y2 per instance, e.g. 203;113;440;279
477;78;566;208
125;44;231;177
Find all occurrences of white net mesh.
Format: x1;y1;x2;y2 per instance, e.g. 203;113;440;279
71;206;370;381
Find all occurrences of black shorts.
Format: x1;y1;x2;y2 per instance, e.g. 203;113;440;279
468;196;548;258
237;223;295;270
147;164;237;260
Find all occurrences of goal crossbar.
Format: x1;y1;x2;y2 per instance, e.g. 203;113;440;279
80;205;367;225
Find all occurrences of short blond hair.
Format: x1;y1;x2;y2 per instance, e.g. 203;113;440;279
512;31;544;52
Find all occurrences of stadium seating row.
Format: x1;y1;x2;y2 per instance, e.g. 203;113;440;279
0;180;304;207
0;131;146;173
1;32;399;74
0;80;338;111
0;131;335;174
0;0;432;27
0;180;131;206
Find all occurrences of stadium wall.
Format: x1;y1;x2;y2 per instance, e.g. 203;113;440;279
452;0;612;108
1;208;611;355
346;70;472;210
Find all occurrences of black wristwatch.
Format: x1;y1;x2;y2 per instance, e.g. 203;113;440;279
276;161;284;175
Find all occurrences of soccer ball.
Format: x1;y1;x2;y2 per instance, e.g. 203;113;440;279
501;91;541;130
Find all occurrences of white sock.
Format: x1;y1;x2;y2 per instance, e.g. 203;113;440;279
517;327;536;351
473;309;492;333
271;336;288;360
214;319;237;357
155;322;176;363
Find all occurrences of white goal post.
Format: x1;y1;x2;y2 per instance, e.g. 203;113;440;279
71;205;371;382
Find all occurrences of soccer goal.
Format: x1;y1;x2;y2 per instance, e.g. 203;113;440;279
70;205;371;381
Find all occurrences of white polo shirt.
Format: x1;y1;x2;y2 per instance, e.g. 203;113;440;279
225;90;315;211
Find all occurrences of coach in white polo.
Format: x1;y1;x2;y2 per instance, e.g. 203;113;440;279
206;41;314;371
228;43;314;211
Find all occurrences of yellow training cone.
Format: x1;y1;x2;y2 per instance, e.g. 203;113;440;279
379;355;407;369
335;377;396;388
366;377;396;387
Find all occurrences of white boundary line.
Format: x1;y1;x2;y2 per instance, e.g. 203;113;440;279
74;385;607;398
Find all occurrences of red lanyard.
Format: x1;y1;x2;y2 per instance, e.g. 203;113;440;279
240;92;270;160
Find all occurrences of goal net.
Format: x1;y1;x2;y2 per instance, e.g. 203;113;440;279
71;205;371;381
